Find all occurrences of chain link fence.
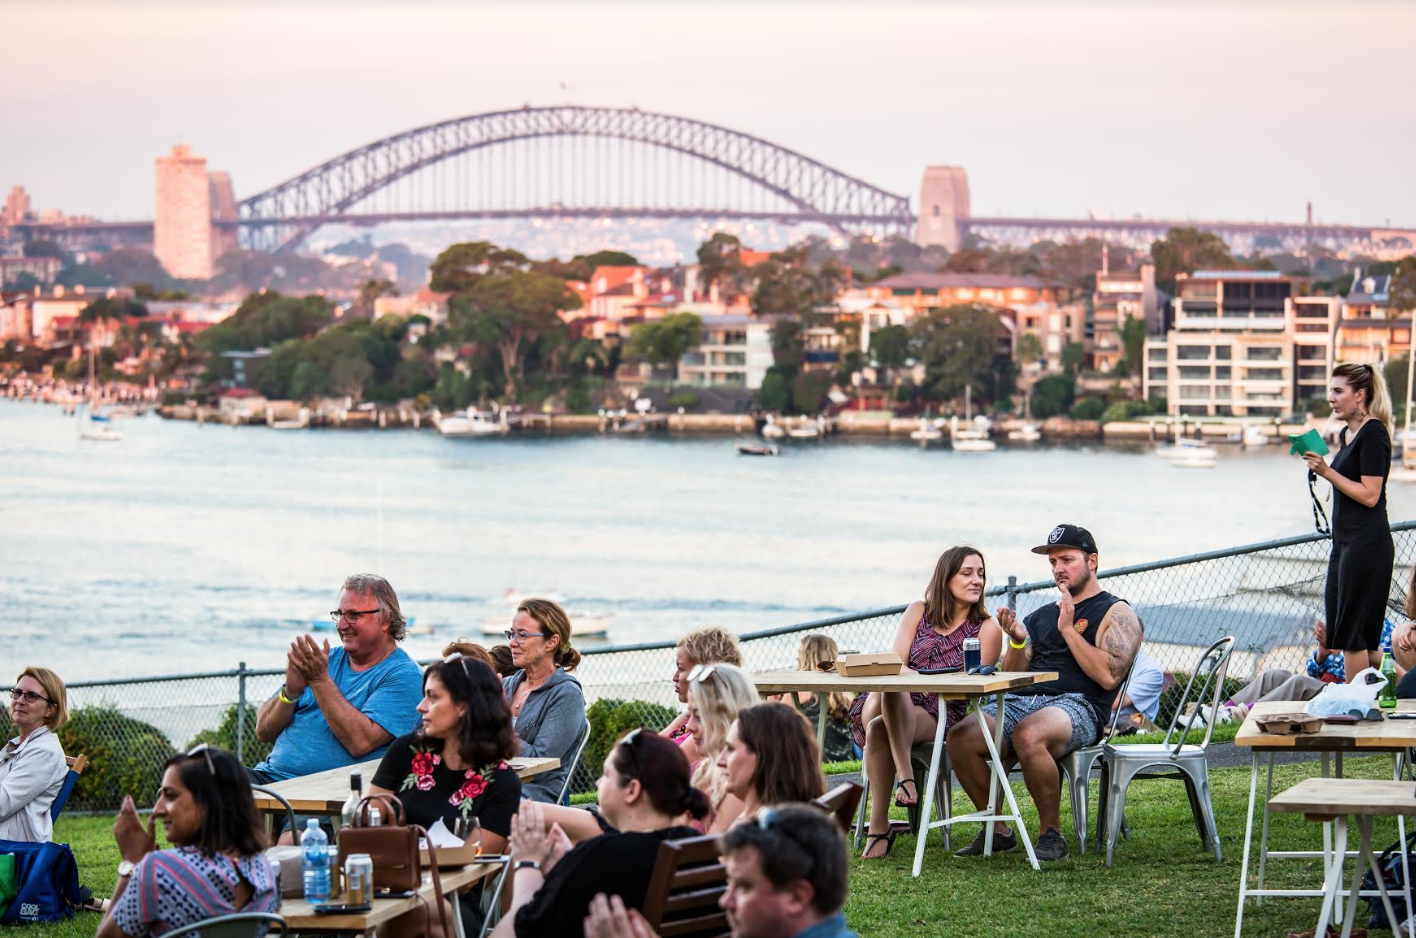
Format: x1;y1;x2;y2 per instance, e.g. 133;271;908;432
10;523;1414;810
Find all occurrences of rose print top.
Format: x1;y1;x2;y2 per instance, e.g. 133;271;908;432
371;733;522;838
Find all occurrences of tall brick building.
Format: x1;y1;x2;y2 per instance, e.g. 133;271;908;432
154;145;214;280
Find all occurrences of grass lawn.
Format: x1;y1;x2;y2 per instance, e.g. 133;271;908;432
29;753;1408;938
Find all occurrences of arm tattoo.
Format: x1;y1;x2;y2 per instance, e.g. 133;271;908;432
1101;605;1141;681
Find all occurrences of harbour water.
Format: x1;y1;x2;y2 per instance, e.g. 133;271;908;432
5;398;1414;681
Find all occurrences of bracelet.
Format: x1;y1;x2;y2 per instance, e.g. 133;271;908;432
277;686;295;705
513;859;542;872
1008;637;1029;650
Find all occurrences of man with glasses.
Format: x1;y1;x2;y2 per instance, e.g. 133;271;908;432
249;574;422;794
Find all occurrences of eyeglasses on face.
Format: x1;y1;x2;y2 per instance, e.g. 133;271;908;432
186;743;216;775
329;608;381;623
503;629;552;644
9;689;51;705
686;664;718;684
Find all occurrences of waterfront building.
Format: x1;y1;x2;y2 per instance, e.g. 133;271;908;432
0;292;33;342
154;145;215;280
676;314;773;390
1089;263;1157;373
1141;270;1338;418
1334;270;1410;365
29;285;101;344
0;255;62;288
588;265;650;320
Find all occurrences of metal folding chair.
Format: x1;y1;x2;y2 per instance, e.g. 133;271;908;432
852;740;954;853
1098;636;1236;867
161;912;287;938
1058;664;1134;855
556;719;593;805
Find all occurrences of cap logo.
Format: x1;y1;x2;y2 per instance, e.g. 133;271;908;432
1048;526;1066;544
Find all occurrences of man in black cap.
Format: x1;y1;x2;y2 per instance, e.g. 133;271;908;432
945;523;1141;861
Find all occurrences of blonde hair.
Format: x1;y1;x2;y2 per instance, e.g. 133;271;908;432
1332;362;1393;430
686;664;757;798
517;598;581;672
16;666;68;731
676;627;743;668
796;634;851;720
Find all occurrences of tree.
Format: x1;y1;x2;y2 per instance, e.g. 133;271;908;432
357;279;397;314
755;371;790;412
910;304;1006;403
1150;227;1237;293
750;246;844;317
1031;373;1076;418
1391;256;1416;313
792;371;832;414
579;250;639;269
1016;331;1043;364
869;324;910;369
450;269;579;401
428;241;529;293
696;232;747;303
22;239;65;259
78;296;148;324
1118;314;1147;376
1061;341;1085;375
624;313;703;371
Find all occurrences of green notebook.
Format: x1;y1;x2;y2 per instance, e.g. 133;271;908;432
1288;429;1330;457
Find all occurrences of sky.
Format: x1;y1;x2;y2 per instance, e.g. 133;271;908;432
4;0;1414;229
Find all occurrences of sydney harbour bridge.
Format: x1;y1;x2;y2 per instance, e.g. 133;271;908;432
20;104;1415;256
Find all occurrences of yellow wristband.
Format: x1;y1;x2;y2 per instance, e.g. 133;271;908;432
277;687;295;705
1009;637;1029;649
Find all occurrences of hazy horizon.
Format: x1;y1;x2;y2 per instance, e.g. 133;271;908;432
4;0;1414;230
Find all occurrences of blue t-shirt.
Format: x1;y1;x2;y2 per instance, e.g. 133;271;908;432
253;646;423;781
1118;650;1164;723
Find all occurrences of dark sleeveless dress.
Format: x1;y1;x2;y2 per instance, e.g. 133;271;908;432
1325;420;1393;652
847;610;982;748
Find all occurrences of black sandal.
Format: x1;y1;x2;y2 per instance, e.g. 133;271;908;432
862;829;897;859
894;778;918;807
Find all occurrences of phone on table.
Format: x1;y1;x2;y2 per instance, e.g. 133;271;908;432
373;890;416;899
918;666;962;675
313;903;372;914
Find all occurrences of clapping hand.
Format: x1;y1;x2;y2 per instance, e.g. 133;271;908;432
585;894;660;938
288;635;331;689
113;795;156;864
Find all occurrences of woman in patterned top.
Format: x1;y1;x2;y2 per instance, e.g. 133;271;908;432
98;745;277;938
850;545;1003;859
370;653;521;854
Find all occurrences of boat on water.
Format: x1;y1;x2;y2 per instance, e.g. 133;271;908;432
1156;437;1218;461
1242;424;1271;447
1172;449;1218;469
952;437;997;452
434;407;508;437
787;416;822;439
761;414;785;439
909;418;943;443
269;406;311;430
1007;422;1042;442
77;347;122;441
738;443;782;456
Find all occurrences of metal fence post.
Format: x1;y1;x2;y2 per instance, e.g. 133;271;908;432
237;661;247;762
1006;575;1018;610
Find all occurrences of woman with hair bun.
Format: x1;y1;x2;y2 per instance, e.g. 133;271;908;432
502;598;587;803
493;730;709;938
0;666;69;842
1305;362;1395;681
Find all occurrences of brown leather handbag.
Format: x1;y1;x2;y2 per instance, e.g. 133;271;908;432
337;794;449;936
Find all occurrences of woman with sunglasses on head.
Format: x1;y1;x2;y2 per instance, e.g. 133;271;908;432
491;729;709;938
683;663;759;833
1304;361;1395;681
502;598;586;803
0;666;69;842
849;545;1002;859
97;746;277;938
662;626;743;763
716;703;826;825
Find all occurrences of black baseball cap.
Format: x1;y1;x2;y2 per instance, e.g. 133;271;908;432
1032;524;1098;555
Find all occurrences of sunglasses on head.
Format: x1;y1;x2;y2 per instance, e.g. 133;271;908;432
442;652;474;674
186;743;216;775
686;664;718;684
618;728;645;779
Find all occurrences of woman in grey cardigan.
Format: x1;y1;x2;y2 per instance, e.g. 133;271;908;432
502;599;587;803
0;666;69;842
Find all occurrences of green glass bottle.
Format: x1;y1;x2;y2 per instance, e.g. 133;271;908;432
1379;652;1398;709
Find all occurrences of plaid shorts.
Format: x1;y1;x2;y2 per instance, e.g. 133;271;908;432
977;693;1101;756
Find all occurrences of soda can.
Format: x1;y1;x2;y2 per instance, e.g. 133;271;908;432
345;854;373;906
963;637;981;673
326;845;343;896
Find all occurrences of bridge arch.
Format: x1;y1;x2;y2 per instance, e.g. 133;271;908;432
237;105;914;251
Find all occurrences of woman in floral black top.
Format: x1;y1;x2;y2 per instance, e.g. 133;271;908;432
371;653;521;854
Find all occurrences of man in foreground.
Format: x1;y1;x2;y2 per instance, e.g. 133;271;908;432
582;804;858;938
249;573;422;785
946;523;1141;861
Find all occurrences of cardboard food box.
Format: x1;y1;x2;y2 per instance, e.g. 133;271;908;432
419;838;481;868
838;652;903;677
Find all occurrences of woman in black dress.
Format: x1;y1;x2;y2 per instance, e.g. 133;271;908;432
1304;361;1394;681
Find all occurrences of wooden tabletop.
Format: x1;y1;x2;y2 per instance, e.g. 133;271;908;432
1269;777;1416;822
1234;700;1416;752
750;669;1059;700
280;862;498;931
253;756;559;814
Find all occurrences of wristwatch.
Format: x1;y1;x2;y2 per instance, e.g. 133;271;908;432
117;860;136;878
513;859;542;873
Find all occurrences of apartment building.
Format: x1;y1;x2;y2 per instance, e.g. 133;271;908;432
1090;263;1156;373
1334;271;1410;364
1142;270;1338;417
676;314;773;389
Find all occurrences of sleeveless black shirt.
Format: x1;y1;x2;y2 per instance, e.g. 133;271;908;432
1024;589;1126;725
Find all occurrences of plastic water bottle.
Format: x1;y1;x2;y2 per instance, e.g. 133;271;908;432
301;819;330;902
1379;652;1398;710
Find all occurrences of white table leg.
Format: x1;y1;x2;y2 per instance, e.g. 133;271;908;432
975;690;1038;869
1396;753;1413;936
1313;815;1349;938
1234;750;1261;938
910;693;949;877
1351;815;1402;938
1257;752;1275;903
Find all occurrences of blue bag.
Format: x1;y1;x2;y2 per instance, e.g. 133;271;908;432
0;840;81;924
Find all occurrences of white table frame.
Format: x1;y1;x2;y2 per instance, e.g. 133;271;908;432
751;669;1058;875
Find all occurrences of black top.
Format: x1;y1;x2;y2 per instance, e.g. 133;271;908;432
370;733;522;837
797;696;856;764
514;825;700;938
1024;590;1126;725
1330;420;1390;541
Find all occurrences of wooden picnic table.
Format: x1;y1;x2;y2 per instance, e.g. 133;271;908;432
281;860;500;936
751;669;1058;876
253;755;559;816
